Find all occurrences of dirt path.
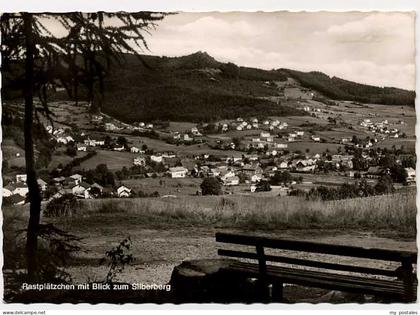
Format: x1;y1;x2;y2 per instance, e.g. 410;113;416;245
65;226;416;285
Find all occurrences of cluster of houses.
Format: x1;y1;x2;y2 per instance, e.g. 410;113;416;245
93;114;154;132
172;131;200;143
3;173;135;205
49;175;133;199
46;125;75;145
245;131;288;150
234;117;288;132
3;147;416;204
360;119;401;138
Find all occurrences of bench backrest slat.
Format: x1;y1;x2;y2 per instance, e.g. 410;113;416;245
216;232;417;263
218;249;398;277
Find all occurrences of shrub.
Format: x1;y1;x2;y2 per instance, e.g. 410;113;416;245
200;177;222;195
44;194;78;217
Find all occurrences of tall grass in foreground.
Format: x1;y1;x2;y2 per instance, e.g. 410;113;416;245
75;191;416;233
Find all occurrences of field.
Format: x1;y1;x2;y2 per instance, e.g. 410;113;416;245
79;149;136;171
3;191;416;296
286;141;344;154
121;177;203;196
48;148;90;171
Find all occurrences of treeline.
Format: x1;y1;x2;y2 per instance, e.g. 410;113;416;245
291;176;396;201
52;151;97;177
281;69;415;106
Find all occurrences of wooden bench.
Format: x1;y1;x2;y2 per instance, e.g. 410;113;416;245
216;232;417;303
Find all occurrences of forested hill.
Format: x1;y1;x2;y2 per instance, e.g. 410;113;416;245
101;51;298;123
280;69;415;106
101;52;414;123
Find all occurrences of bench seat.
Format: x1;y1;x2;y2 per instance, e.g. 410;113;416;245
220;260;417;301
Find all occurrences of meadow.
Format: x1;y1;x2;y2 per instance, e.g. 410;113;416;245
79;149;135;171
67;191;416;234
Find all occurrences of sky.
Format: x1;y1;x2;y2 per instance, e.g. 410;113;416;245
142;12;415;90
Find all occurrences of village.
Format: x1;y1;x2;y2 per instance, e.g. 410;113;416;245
2;97;416;206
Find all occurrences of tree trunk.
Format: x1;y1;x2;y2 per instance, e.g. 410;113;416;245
23;13;42;282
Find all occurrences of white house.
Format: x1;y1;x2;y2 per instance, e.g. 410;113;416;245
162;152;176;158
16;174;27;183
296;131;304;137
133;156;146;166
3;186;13;197
13;182;29;197
105;122;119;131
276;143;288;149
131;146;140;153
251;174;262;183
220;170;236;181
151;155;163;163
191;127;202;136
169;167;188;178
57;136;69;144
72;182;91;199
70;174;83;185
223;176;239;186
37;178;48;191
405;167;416;183
311;136;321;142
117;185;131;198
84;138;97;147
279;161;289;169
113;146;125;152
260;132;271;138
183;134;193;142
77;144;87;152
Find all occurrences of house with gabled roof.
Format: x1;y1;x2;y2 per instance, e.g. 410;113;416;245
37;178;48;191
13;182;29;197
7;194;26;205
222;176;239;186
117;185;132;198
3;184;14;197
169;167;189;178
72;182;92;199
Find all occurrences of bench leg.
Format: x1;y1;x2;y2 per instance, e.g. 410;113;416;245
271;282;284;302
256;279;270;303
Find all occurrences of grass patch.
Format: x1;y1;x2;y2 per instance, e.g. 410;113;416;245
72;191;416;235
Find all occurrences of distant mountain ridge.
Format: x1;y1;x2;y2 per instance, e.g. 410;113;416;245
280;69;415;106
99;52;414;123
